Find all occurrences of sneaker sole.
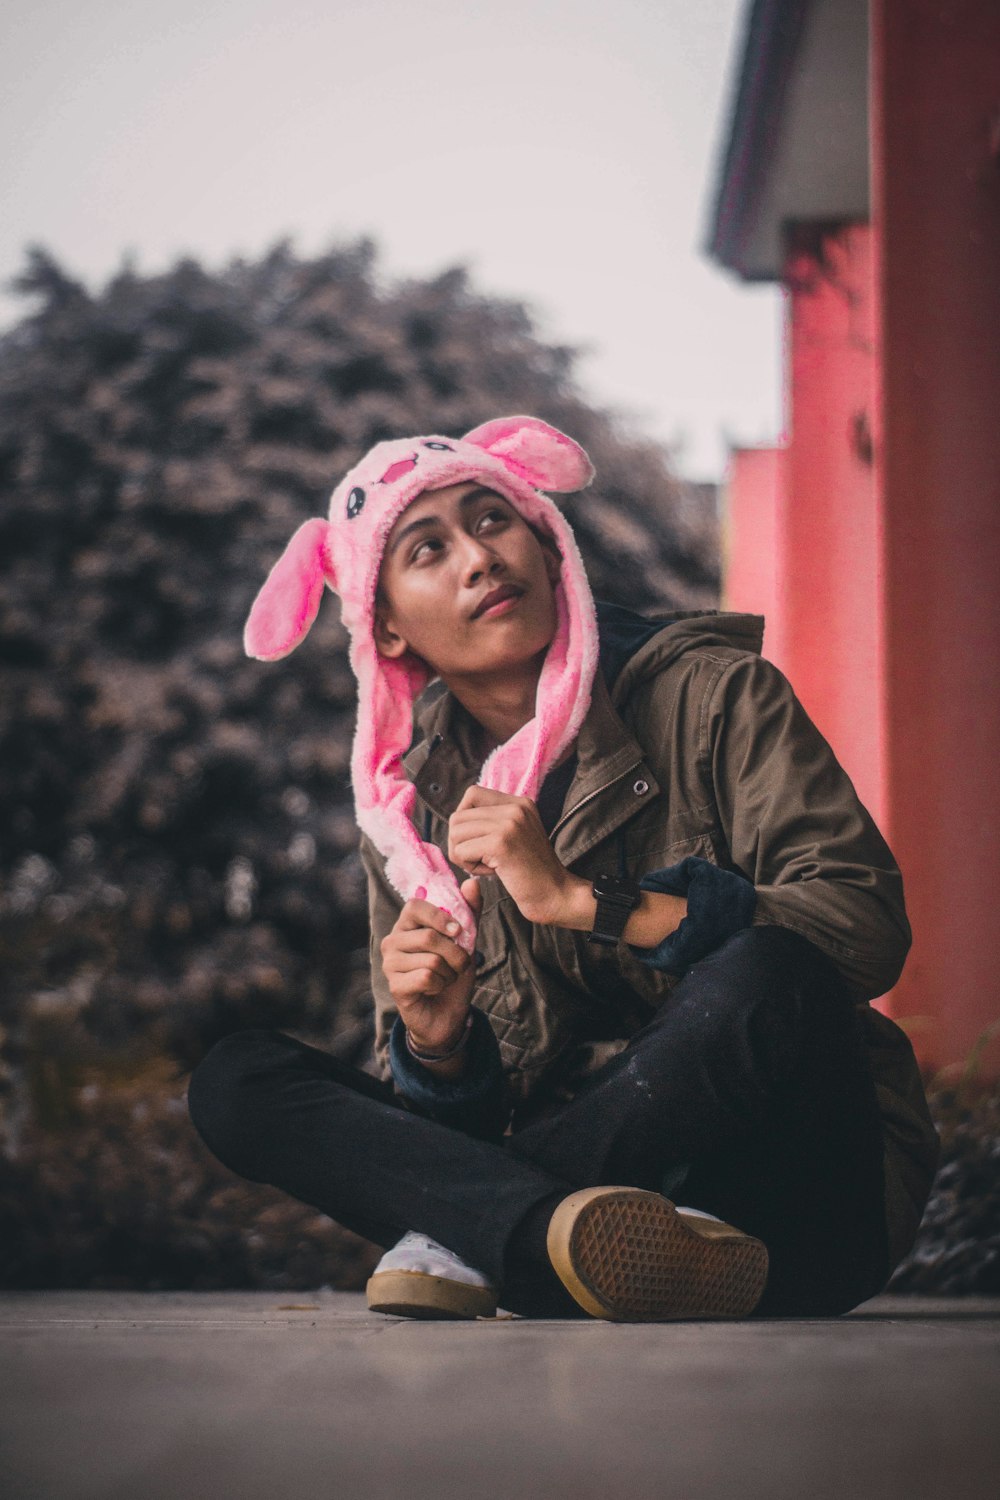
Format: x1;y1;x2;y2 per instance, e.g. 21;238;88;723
546;1186;769;1322
366;1269;498;1320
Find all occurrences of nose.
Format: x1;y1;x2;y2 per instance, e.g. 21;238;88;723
457;529;503;584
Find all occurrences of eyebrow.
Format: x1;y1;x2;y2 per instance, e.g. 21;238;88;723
387;487;504;558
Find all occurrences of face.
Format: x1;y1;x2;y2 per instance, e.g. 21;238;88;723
373;481;562;679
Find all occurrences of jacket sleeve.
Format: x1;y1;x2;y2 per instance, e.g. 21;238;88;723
358;831;511;1142
704;652;912;1000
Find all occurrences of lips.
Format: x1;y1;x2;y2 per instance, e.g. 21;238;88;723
472;583;524;618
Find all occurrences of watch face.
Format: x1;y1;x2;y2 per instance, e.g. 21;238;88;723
593;873;640;904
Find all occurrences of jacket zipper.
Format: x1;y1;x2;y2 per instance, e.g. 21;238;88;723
548;758;645;842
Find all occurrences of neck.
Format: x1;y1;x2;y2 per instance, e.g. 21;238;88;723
441;649;547;755
443;654;577;771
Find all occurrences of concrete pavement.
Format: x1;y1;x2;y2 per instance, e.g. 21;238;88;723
2;1292;998;1500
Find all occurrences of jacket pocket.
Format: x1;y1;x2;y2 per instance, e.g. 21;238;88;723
622;826;721;875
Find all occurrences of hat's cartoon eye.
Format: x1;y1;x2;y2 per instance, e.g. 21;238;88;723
422;441;454;452
346;486;366;519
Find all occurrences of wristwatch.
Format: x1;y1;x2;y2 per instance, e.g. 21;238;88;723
587;872;641;946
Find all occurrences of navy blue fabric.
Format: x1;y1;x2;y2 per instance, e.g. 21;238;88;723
593;598;680;690
388;1004;508;1141
626;855;758;977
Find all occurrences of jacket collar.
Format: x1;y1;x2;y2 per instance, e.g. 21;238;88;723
404;659;659;867
400;602;765;866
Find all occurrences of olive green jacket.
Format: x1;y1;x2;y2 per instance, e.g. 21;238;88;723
358;603;938;1270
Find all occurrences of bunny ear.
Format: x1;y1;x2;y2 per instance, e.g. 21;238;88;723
463;415;594;493
244;518;335;661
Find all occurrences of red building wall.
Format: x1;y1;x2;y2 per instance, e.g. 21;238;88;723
722;223;896;1020
870;0;1000;1073
723;228;884;821
720;444;785;655
779;224;885;828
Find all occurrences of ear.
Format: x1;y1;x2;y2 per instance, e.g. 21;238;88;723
542;540;563;589
463;415;594;493
244;518;335;661
372;606;409;662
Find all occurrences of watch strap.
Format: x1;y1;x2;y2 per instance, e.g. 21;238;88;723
587;876;640;946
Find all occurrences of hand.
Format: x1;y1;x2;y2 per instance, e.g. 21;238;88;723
447;786;573;926
381;876;484;1053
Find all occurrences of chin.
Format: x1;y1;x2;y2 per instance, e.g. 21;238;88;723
479;615;555;670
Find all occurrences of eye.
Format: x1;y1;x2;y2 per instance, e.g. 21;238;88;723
408;508;506;562
422;441;454;452
346;486;366;519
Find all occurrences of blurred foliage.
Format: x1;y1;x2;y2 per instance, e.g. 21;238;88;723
887;1028;1000;1296
0;236;718;1287
0;1043;379;1291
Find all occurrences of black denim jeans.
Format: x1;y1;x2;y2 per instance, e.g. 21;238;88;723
187;926;891;1319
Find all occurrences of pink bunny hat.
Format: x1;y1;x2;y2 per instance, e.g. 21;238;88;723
243;415;600;955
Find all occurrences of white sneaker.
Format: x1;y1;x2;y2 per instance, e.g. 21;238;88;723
366;1231;499;1320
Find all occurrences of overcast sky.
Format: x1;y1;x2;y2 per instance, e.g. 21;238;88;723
0;0;781;481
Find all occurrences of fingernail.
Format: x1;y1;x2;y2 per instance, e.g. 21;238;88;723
414;885;427;900
446;920;459;934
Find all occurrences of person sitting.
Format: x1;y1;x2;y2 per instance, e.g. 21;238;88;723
188;416;938;1322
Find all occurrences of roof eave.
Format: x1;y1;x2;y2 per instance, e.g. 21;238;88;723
704;0;814;281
